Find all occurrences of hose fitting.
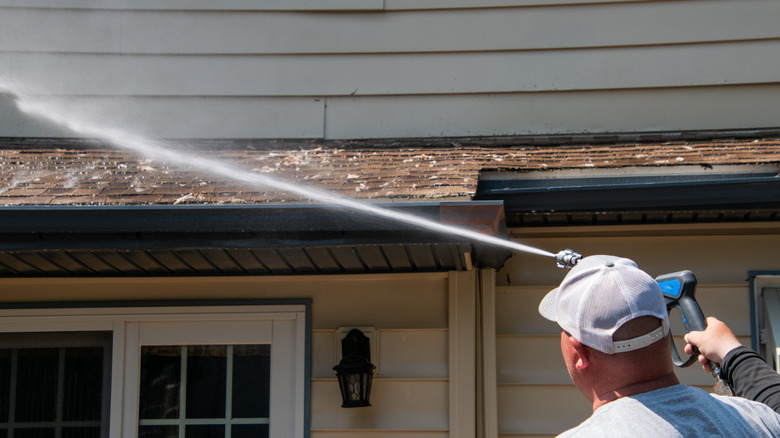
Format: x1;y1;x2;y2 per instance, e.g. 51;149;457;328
556;249;582;270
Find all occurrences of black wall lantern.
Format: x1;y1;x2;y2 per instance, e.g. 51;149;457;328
333;328;376;408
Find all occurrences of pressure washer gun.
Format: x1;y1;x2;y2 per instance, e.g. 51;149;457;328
655;270;733;395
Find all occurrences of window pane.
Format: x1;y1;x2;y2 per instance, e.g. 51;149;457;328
232;345;271;419
185;346;226;419
0;350;9;423
140;346;181;420
15;429;55;438
0;333;110;438
232;424;269;438
185;425;224;438
62;428;101;438
139;426;178;438
139;344;272;435
16;349;58;422
63;347;104;421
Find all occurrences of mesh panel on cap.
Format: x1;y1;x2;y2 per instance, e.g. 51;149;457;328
538;254;669;354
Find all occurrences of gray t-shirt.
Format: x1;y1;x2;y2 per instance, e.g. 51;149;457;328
558;384;780;437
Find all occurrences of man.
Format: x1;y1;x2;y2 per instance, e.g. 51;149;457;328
539;255;780;437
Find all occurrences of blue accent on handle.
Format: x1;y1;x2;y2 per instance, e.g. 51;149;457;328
659;278;682;299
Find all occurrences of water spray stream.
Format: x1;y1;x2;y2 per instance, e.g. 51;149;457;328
0;79;555;259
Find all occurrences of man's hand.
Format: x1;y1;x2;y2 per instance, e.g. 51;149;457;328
684;317;742;372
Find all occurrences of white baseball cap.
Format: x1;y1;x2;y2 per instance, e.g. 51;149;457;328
539;255;669;354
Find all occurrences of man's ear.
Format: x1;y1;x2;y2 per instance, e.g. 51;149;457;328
568;335;592;371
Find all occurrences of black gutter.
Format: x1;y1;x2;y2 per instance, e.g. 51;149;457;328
0;201;513;274
476;174;780;213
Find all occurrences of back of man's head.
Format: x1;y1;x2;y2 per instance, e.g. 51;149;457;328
541;256;679;405
539;255;670;355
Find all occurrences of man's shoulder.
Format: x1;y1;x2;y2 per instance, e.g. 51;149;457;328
558;385;780;437
709;391;780;423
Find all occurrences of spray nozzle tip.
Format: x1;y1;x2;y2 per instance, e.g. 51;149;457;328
556;249;582;270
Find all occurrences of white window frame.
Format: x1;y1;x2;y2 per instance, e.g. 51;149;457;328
0;303;309;438
751;274;780;369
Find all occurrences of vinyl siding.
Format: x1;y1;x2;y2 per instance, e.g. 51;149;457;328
0;0;778;139
496;225;778;436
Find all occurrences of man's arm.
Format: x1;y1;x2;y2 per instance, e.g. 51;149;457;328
685;317;780;413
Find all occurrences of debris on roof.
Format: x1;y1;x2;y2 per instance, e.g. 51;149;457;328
2;133;780;206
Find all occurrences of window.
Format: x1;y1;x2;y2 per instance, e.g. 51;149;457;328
0;333;111;438
0;304;309;438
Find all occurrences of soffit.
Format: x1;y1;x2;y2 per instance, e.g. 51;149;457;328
0;202;512;277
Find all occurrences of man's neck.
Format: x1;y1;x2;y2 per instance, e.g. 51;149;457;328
591;371;680;410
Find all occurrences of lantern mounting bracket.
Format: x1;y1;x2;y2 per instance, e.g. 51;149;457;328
335;326;379;376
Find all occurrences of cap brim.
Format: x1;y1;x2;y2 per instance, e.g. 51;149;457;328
538;288;559;322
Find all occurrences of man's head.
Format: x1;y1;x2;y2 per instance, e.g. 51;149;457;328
539;255;678;407
539;255;669;354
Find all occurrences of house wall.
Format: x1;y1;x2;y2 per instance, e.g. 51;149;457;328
1;0;778;139
497;222;780;437
0;272;470;438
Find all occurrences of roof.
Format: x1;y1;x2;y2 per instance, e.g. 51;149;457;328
1;131;780;277
3;131;780;209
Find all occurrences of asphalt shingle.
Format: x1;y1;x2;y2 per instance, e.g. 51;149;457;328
2;134;780;206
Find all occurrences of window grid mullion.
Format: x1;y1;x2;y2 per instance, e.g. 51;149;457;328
179;346;188;438
226;345;234;438
139;418;269;426
8;349;17;438
56;348;65;438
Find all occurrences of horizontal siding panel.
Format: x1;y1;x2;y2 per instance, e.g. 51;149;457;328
504;233;780;288
496;333;753;386
497;435;552;438
0;95;325;139
379;329;449;379
3;2;779;54
0;0;659;9
0;0;382;11
325;85;780;139
497;334;567;385
312;329;448;379
496;284;752;336
307;277;449;330
386;0;656;9
496;286;551;335
0;274;449;328
311;380;448;430
4;41;780;96
3;84;780;139
498;384;590;435
498;436;552;438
